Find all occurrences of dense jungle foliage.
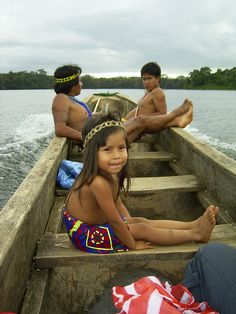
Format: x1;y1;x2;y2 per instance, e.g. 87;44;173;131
0;67;236;90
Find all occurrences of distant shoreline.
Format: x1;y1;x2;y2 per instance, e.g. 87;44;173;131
1;66;236;90
0;87;235;91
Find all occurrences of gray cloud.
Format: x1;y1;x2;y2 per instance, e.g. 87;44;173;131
1;0;236;77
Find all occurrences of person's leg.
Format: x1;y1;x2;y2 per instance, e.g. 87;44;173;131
124;99;192;141
126;205;219;230
165;105;193;128
142;101;193;133
123;117;145;143
125;107;136;120
182;242;236;314
127;206;216;245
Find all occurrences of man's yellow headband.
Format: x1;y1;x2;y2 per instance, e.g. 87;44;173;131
83;120;125;148
55;73;79;83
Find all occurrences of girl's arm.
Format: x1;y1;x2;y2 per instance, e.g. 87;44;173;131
90;176;136;250
116;196;131;218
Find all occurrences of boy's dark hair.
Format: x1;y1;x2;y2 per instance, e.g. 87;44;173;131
141;62;161;77
74;112;130;196
54;64;82;94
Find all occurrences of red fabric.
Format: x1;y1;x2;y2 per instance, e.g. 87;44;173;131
112;276;218;314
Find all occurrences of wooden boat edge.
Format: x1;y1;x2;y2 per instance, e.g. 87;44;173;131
158;127;236;222
0;136;68;311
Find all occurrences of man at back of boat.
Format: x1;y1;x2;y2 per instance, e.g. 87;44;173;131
52;64;92;144
52;64;193;144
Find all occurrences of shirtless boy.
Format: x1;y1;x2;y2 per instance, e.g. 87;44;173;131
126;62;167;119
52;64;193;144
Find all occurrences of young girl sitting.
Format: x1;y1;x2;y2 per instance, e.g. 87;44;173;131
63;113;219;254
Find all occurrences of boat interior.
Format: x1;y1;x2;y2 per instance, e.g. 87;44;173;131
19;129;236;314
1;95;236;313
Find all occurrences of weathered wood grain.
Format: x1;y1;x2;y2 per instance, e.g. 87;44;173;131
35;224;236;269
56;174;201;196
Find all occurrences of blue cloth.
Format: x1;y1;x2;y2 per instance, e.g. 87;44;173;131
69;96;93;119
182;242;236;314
57;160;83;189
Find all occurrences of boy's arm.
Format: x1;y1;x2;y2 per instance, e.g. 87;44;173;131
152;88;167;114
90;177;136;249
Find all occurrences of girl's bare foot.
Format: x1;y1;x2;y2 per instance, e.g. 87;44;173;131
193;206;217;243
203;205;219;222
191;205;219;226
211;205;219;216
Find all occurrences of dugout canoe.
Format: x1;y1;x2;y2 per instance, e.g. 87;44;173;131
0;92;236;313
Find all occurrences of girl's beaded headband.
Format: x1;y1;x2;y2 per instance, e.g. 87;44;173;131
55;73;79;83
83;120;125;148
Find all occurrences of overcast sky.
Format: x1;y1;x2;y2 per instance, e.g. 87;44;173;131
1;0;236;77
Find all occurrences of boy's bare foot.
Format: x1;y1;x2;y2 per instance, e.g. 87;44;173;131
172;105;193;128
193;206;217;243
173;99;192;117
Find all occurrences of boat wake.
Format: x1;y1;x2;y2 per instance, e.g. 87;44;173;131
186;125;236;160
0;114;54;209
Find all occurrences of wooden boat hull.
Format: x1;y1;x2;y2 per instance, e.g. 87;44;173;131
0;93;236;313
82;92;137;117
0;137;68;312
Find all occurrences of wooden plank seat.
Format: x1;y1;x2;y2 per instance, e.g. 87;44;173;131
56;174;201;196
129;151;174;161
68;150;174;162
129;175;200;193
35;224;236;269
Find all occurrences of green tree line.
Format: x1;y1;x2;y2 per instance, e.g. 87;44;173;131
0;66;236;90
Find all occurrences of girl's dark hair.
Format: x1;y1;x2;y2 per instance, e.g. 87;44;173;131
54;64;82;94
141;62;161;77
74;112;130;197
